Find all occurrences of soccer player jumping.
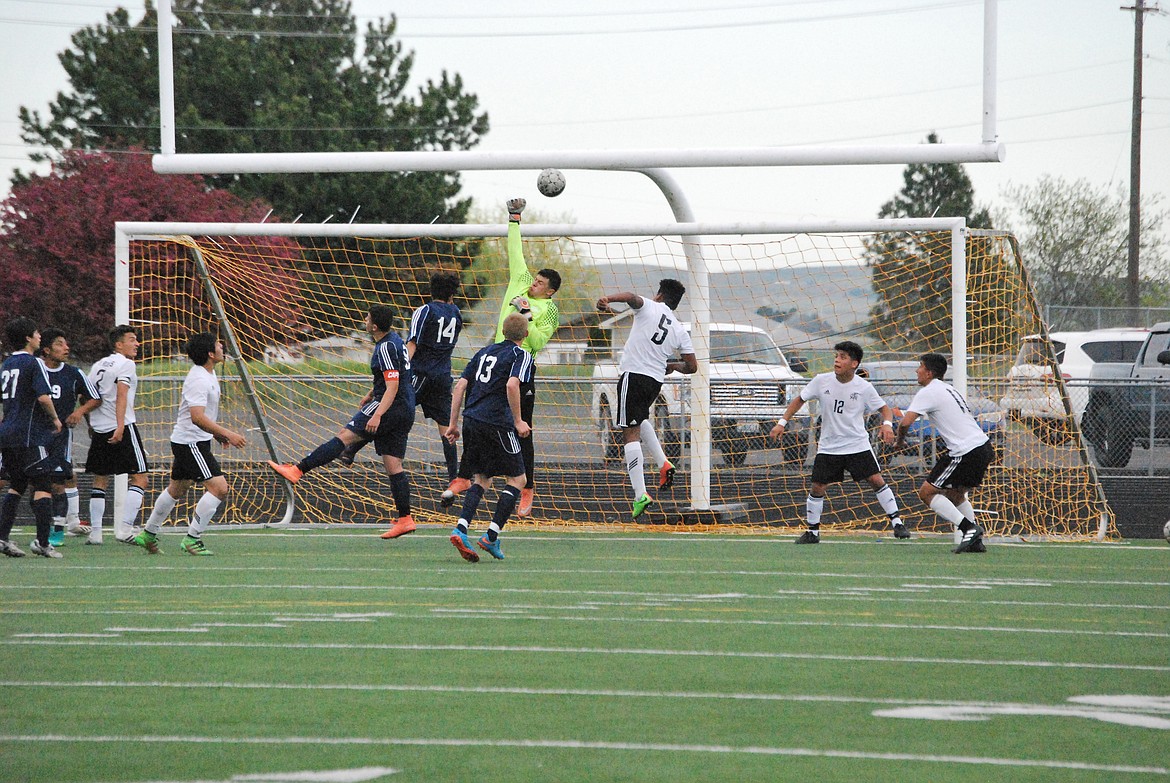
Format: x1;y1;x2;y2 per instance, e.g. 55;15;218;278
443;313;534;562
442;198;560;518
268;305;416;539
596;280;697;519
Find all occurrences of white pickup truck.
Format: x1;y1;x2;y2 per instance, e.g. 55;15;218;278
591;322;811;466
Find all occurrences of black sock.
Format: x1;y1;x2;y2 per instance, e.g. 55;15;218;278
32;496;54;547
52;492;68;519
0;492;20;539
492;486;520;531
298;437;346;473
389;471;411;518
459;483;485;524
442;440;459;482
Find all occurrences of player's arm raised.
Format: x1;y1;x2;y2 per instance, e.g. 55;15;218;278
596;292;644;313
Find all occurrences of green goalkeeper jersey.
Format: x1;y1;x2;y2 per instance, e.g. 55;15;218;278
495;221;560;356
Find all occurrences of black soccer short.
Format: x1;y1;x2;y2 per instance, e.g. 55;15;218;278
413;372;453;426
85;424;150;476
0;446;54;480
170;440;223;482
926;440;995;490
345;407;414;459
460;417;525;479
45;428;75;481
810;449;882;485
615;372;663;429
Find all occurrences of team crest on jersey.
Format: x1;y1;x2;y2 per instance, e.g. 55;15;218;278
850;392;860;400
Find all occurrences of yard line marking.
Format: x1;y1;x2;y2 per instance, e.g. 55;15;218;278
3;607;1169;638
104;627;210;633
0;733;1163;776
3;638;1167;672
27;564;1170;589
11;633;121;638
3;680;1163;720
5;583;1168;612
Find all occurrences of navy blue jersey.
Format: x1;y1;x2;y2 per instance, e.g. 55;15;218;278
45;363;98;421
460;340;534;429
0;352;56;448
408;301;462;378
370;333;415;419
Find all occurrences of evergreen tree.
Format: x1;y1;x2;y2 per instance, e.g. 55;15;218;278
865;133;994;354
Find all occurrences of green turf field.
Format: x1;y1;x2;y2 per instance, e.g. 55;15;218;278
1;527;1167;783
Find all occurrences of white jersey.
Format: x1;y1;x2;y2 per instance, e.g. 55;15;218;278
618;299;694;383
800;371;887;455
87;352;138;433
171;365;220;445
906;378;989;456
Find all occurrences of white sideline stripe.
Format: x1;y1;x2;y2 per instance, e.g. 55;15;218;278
4;638;1167;672
104;627;211;633
8;607;1166;639
0;733;1163;776
5;583;1166;612
11;633;121;639
32;563;1170;589
4;680;1164;718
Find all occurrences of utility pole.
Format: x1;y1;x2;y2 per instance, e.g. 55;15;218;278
1122;0;1153;314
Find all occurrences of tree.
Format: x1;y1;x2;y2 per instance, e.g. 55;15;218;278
997;175;1169;312
0;149;302;361
865;133;994;354
18;0;489;226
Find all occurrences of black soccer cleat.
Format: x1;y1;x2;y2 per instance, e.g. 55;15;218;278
893;522;911;540
953;525;985;554
794;530;820;545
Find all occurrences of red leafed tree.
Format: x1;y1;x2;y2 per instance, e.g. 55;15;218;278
0;149;303;361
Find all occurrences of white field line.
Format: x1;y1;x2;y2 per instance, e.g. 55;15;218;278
0;679;1163;715
31;563;1170;589
6;607;1166;640
3;638;1167;672
3;583;1166;612
0;733;1163;776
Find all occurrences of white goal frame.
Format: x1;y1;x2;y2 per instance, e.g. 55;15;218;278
114;217;967;524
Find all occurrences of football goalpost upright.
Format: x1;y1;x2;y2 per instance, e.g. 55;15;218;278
113;218;1114;540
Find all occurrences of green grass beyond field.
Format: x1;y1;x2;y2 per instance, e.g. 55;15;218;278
0;527;1167;783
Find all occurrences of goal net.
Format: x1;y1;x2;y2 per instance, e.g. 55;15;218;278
118;221;1115;540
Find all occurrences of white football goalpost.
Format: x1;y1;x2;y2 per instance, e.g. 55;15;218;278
106;0;1009;530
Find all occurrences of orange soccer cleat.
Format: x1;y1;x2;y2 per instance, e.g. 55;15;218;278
267;461;303;484
380;515;416;539
517;487;535;518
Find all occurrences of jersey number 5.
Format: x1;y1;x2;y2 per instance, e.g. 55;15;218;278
651;314;671;346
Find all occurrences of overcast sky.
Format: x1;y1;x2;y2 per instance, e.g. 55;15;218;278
1;0;1167;232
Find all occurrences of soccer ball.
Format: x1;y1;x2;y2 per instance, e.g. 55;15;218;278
1164;519;1170;543
537;168;566;198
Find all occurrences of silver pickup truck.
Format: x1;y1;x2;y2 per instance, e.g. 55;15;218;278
1082;321;1170;467
591;322;810;466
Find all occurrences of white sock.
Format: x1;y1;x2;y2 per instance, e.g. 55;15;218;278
625;441;647;499
89;493;106;538
806;494;824;528
956;499;976;523
639;421;668;468
65;488;80;524
123;485;145;529
145;490;179;535
187;493;222;537
874;484;900;520
929;494;965;526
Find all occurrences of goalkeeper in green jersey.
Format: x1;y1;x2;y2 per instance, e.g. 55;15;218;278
442;197;560;518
